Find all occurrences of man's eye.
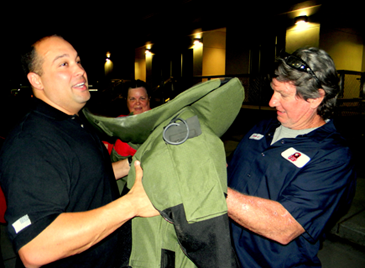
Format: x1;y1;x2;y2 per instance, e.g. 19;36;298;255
61;62;68;67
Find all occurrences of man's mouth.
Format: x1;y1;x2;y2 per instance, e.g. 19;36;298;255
73;82;87;89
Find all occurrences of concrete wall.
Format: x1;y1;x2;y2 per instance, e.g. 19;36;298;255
202;29;226;76
285;23;320;53
363;45;365;72
320;28;364;72
134;46;146;81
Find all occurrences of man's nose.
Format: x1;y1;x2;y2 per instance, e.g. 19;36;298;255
74;64;86;77
269;94;277;107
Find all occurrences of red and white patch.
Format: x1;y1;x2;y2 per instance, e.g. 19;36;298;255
249;133;264;140
281;147;310;168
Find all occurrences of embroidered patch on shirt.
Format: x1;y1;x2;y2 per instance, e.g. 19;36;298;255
281;147;310;168
12;214;31;234
249;133;264;140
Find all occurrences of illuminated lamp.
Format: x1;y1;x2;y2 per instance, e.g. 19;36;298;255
295;15;308;25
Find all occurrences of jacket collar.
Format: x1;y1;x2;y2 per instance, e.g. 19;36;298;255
268;118;338;143
33;98;79;121
305;119;338;143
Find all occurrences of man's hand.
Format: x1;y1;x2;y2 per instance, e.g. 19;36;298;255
112;158;130;180
126;161;159;218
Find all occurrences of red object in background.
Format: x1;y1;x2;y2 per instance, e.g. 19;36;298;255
102;139;137;157
113;139;137;157
102;115;137;157
0;186;6;223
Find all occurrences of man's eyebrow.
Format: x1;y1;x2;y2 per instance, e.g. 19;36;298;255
52;53;79;64
270;82;276;90
270;82;280;91
52;54;69;63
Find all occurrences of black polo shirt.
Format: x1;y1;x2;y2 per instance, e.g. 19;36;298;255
0;99;130;267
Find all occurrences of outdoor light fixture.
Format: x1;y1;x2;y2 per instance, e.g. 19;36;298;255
193;38;202;45
193;36;203;49
145;44;152;54
295;15;308;25
193;32;202;45
106;51;111;61
190;30;203;49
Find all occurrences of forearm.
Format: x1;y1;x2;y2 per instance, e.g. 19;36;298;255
19;194;135;267
226;187;304;245
112;158;130;180
19;161;158;267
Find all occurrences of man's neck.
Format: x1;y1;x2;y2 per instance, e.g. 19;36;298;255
35;95;82;116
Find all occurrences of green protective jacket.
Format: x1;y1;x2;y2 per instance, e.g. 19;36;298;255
84;78;244;268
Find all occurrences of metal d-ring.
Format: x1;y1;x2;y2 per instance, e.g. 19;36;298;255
163;117;190;145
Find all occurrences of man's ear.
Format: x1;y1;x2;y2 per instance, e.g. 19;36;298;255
309;88;325;108
27;72;43;91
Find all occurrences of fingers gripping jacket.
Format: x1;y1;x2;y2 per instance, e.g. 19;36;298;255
84;78;245;267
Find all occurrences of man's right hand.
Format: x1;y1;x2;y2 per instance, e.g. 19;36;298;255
127;161;160;218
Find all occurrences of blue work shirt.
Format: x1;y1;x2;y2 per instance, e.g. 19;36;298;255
228;118;356;268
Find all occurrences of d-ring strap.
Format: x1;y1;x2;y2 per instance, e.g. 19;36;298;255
163;118;190;145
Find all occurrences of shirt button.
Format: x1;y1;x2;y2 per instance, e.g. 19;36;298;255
261;153;265;156
81;124;84;128
281;140;285;144
247;174;251;177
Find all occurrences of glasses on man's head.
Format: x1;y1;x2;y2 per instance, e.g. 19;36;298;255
283;53;321;85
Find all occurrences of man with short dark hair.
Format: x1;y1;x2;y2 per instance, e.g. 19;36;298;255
0;35;158;268
226;47;356;267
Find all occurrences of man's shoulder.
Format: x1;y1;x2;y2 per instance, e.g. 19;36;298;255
309;120;348;146
7;110;56;139
1;110;69;158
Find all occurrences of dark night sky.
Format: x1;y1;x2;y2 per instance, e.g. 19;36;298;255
2;0;363;87
2;3;140;85
2;0;224;85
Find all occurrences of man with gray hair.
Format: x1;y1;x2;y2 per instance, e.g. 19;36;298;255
227;47;356;267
